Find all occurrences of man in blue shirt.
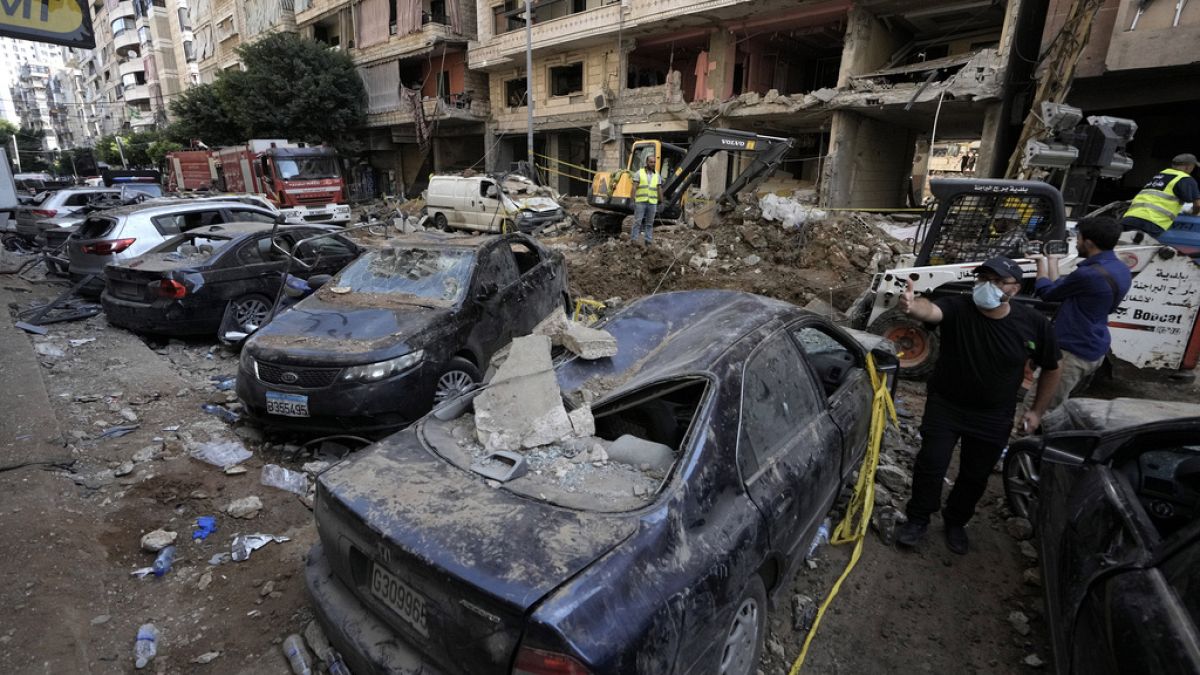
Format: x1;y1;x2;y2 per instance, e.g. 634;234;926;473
1028;216;1132;416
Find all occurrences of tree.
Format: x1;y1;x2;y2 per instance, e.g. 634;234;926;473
167;36;366;151
148;138;183;165
0;119;16;152
167;83;241;147
16;127;49;172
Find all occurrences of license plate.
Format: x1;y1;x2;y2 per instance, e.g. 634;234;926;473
370;563;429;637
265;391;309;417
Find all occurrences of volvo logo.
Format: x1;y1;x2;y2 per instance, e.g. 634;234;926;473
280;371;300;384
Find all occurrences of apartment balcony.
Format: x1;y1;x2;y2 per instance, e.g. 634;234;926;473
112;0;136;19
124;83;151;102
295;0;347;27
470;2;623;69
367;93;490;129
118;59;145;78
114;30;140;51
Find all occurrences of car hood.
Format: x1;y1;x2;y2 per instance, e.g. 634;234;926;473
247;296;452;364
512;196;560;213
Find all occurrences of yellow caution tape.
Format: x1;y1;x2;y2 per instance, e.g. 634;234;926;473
572;298;606;325
535;164;595;186
789;354;898;674
533;152;597;175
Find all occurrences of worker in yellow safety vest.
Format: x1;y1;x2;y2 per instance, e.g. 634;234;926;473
630;155;662;246
1120;153;1200;238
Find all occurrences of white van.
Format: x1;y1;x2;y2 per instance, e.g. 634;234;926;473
424;175;564;233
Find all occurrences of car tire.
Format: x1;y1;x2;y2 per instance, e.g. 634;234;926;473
434;357;481;405
1003;439;1042;524
718;575;768;675
227;293;274;333
867;309;939;380
433;213;449;231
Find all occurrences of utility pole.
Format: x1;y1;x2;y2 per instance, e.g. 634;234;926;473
524;0;535;181
115;135;128;169
11;134;21;172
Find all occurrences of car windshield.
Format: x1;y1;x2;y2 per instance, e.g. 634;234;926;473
275;156;340;180
329;247;472;306
123;184;164;198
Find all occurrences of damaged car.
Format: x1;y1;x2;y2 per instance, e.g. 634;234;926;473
1003;399;1200;674
236;232;569;433
306;289;898;675
102;223;360;336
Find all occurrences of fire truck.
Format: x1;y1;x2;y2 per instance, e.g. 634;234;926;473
215;139;350;224
165;150;219;192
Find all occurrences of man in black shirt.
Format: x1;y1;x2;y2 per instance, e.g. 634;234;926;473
895;257;1062;554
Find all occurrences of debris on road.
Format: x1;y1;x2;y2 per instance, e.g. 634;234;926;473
190;440;252;469
193;516;218;541
151;545;176;577
474;334;576;451
261;464;309;495
133;623;159;669
225;495;263;519
140;529;178;552
231;533;291;562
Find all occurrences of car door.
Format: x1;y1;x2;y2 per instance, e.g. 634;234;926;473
507;237;562;334
201;234;285;307
738;329;842;563
292;231;361;277
788;320;872;480
466;242;521;362
478;179;505;232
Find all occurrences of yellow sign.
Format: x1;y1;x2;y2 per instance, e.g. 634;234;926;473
1;0;95;48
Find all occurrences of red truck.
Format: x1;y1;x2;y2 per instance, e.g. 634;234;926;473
216;139;350;224
165;150;218;191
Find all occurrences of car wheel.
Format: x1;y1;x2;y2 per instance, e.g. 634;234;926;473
228;294;274;333
434;357;481;404
433;213;449;231
867;309;939;380
1003;440;1042;523
719;575;767;675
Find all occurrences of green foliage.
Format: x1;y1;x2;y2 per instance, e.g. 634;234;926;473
92;130;178;168
54;148;78;176
167;34;366;152
148;139;184;165
15;127;49;172
0;119;16;150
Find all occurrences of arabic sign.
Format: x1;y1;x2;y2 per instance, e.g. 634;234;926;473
1;0;95;49
1109;254;1200;370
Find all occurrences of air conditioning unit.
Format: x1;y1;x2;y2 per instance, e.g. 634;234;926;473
593;91;609;111
598;120;617;144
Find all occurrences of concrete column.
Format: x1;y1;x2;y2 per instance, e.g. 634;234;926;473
821;110;915;208
700;152;729;199
975;102;1005;179
484;124;498;172
545;133;565;193
706;29;736;100
911;135;931;201
837;6;904;86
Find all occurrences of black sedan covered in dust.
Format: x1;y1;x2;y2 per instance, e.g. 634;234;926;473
1004;398;1200;674
306;290;898;675
102;223;360;335
236;232;569;433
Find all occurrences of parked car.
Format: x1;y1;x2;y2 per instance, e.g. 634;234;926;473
236;232;569;433
67;200;280;294
1003;399;1200;675
102;223;360;336
14;187;136;241
425;174;565;234
305;289;899;674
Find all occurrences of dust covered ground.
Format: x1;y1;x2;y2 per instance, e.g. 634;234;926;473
1;202;1197;675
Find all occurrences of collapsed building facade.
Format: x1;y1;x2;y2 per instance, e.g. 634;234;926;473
1043;0;1200;203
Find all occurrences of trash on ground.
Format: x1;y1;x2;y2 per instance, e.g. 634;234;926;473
282;633;314;675
130;566;155;578
190;440;252;469
193;516;217;541
192;651;221;665
200;403;241;424
231;533;290;562
261;464;310;495
134;623;158;669
98;424;139;440
152;545;176;577
304;620;351;675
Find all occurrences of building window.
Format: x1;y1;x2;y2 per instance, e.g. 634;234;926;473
505;77;527;107
549;62;582;97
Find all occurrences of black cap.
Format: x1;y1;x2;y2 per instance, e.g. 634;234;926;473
975;256;1023;281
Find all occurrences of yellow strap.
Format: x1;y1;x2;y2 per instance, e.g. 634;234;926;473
533;152;597;175
788;354;897;674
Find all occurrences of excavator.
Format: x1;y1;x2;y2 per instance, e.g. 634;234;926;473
587;127;794;232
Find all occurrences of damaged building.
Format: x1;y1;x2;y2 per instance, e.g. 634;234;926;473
1040;0;1200;203
467;0;1049;207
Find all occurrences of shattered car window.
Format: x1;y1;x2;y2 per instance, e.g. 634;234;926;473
276;157;340;180
330;248;472;305
145;232;235;262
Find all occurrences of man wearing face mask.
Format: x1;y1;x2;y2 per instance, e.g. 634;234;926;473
1027;216;1130;416
894;257;1061;554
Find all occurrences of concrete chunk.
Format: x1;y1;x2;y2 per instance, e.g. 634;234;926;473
607;434;674;472
532;308;571;346
562;323;618;360
568;405;595;438
474;335;574;451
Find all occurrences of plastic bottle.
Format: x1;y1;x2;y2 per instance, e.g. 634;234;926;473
152;545;176;577
200;403;240;424
282;634;313;675
806;518;832;560
134;624;158;669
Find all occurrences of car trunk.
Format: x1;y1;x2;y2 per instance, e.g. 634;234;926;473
104;260;180;302
315;429;639;672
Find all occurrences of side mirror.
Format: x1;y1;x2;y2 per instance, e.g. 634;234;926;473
475;282;498;301
307;274;332;289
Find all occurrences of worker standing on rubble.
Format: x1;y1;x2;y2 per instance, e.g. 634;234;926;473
630;155;662;246
1027;216;1131;415
1120;153;1200;237
894;257;1062;555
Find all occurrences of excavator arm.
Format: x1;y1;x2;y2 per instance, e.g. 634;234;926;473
661;128;794;208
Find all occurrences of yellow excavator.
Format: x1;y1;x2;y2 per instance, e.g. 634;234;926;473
587;127;794;232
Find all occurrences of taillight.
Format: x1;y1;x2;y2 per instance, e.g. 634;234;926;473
32;209;58;218
150;279;187;299
81;238;136;255
512;647;592;675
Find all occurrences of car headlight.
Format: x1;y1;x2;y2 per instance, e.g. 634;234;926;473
239;349;258;378
340;350;424;382
517;211;533;220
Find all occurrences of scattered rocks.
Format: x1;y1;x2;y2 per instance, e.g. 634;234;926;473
90;614;111;626
259;580;275;597
34;342;66;360
1006;517;1033;541
875;464;911;494
562;322;618;360
140;529;178;553
234;425;264;443
132;445;159;463
792;594;817;631
224;465;247;475
1022;567;1042;587
192;651;221;665
225;495;263;519
1008;610;1031;636
1019;540;1038;561
567;405;595;438
197;570;213;590
118;408;138;423
301;461;331;476
1023;653;1045;668
113;462;134;477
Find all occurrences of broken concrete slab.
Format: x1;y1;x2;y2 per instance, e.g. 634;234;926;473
532;308;571;347
562;323;618;360
140;529;178;553
607;434;674;473
474;335;574;451
568;405;595;438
